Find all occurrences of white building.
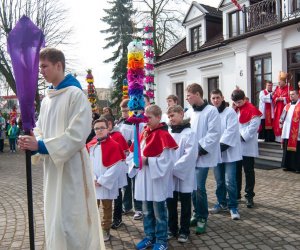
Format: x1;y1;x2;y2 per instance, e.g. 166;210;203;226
155;0;300;111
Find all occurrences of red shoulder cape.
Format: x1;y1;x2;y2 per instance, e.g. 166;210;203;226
86;136;126;167
110;131;129;152
130;123;178;157
238;101;262;124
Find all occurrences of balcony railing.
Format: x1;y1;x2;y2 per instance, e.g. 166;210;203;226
233;0;300;36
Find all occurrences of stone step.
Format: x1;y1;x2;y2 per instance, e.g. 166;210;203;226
259;147;283;157
258;141;282;150
255;155;282;168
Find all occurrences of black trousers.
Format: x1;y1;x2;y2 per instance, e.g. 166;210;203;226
281;139;300;172
236;157;255;199
113;188;123;221
166;191;191;236
258;119;275;142
0;139;4;152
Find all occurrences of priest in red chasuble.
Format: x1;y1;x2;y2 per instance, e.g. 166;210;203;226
280;90;300;173
272;71;293;142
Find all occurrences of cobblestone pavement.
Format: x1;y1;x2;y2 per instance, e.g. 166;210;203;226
0;150;300;250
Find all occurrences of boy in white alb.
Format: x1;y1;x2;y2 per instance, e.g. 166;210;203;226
166;105;197;243
129;105;178;250
185;83;221;235
209;89;242;220
87;118;125;242
231;89;262;208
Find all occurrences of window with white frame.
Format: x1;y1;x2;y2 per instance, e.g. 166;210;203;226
191;25;202;51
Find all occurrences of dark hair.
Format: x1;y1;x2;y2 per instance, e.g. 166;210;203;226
92;112;100;121
103;107;113;115
39;48;65;72
102;114;115;127
186;83;203;98
210;89;223;97
166;94;178;103
231;89;245;102
93;118;108;128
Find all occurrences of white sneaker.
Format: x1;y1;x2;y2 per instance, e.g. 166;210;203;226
230;208;240;220
133;211;143;220
103;229;110;242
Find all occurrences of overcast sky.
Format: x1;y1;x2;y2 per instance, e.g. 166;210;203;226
61;0;220;89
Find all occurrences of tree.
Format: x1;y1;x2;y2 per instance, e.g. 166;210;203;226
134;0;191;55
0;0;72;111
101;0;137;109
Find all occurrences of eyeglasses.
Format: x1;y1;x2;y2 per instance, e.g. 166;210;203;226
94;127;107;131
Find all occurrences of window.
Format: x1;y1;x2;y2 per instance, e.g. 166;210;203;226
287;47;300;89
191;25;202;51
251;54;272;106
292;0;300;11
207;77;219;103
229;10;244;37
175;82;184;107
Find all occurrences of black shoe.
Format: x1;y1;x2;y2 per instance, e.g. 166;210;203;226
111;219;123;229
246;198;254;208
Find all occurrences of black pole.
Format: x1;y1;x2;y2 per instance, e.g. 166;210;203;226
25;131;35;250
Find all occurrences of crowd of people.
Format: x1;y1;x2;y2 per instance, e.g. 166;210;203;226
14;47;300;250
0;108;22;153
86;82;300;250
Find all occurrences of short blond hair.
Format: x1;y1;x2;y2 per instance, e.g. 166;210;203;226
186;83;203;98
167;105;184;114
120;99;129;108
145;104;162;117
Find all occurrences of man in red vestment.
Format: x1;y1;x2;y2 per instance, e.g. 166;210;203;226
279;90;300;173
272;72;292;142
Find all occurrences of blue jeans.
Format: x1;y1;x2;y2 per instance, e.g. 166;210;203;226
213;162;238;209
192;167;209;221
143;201;168;244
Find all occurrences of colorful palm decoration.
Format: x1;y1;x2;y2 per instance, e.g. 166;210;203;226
127;40;148;168
144;20;155;104
86;69;98;112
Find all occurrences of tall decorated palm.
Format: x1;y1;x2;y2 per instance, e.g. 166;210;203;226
101;0;137;108
86;69;98;112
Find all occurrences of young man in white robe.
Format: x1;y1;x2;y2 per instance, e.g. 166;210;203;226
18;48;103;250
209;89;242;220
166;105;197;243
185;83;221;235
87;118;125;242
231;89;262;208
129;105;178;250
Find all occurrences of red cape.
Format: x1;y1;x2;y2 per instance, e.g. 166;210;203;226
86;136;125;167
110;131;129;152
238;101;262;124
130;123;178;157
